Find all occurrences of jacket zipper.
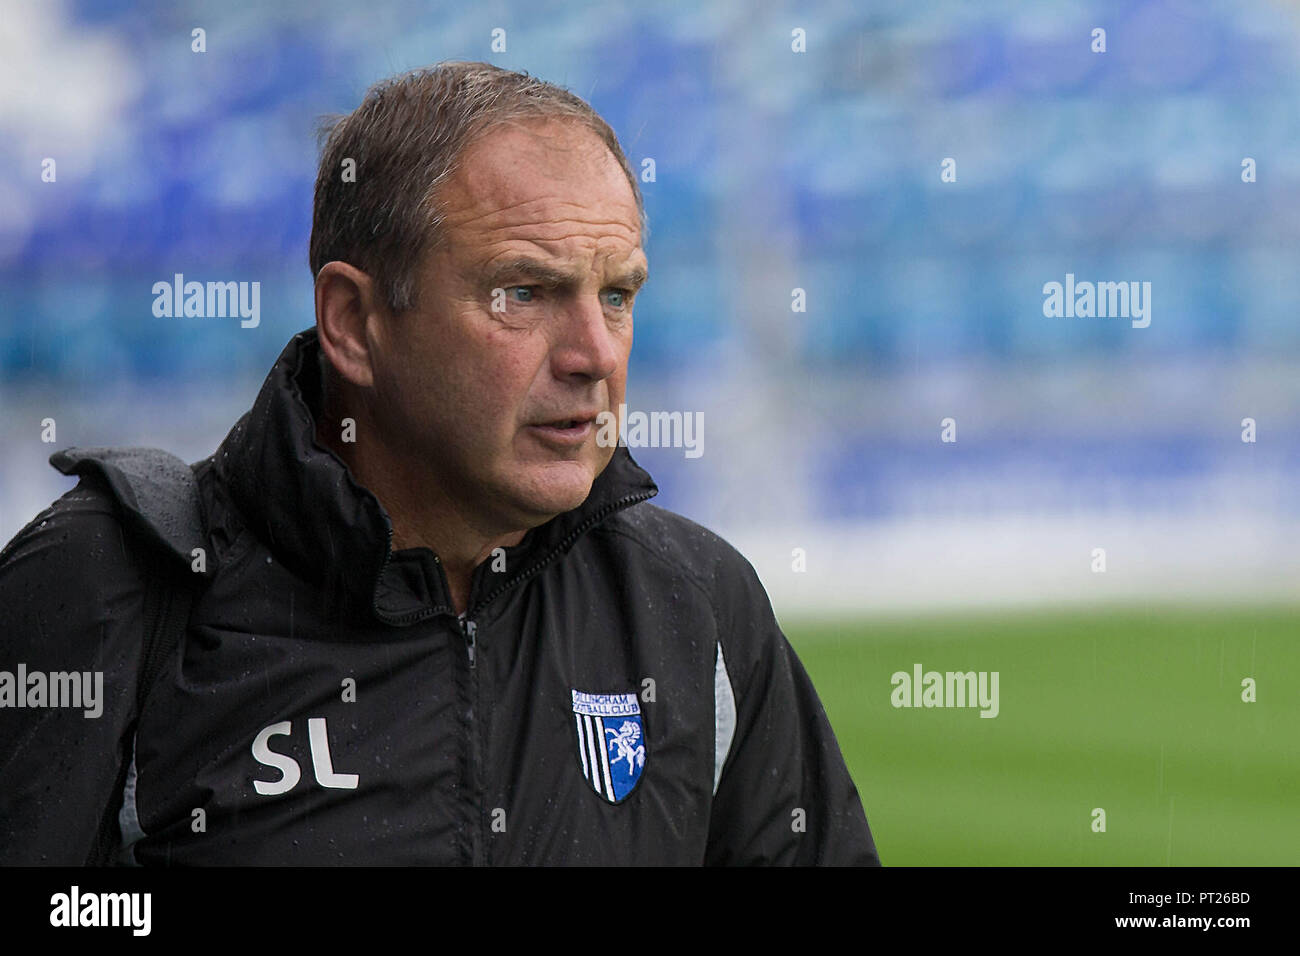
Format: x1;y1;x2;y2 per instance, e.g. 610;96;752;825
453;492;655;863
376;487;654;864
457;611;484;864
459;615;477;668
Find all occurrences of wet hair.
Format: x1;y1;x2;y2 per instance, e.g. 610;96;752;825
309;60;645;315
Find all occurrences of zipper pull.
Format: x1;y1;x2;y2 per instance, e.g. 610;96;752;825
461;617;478;668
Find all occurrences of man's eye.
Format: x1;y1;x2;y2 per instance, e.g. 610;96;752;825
505;286;536;303
604;289;630;310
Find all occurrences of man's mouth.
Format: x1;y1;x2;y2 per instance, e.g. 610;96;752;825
527;413;600;446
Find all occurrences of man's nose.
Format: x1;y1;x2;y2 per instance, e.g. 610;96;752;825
550;295;623;383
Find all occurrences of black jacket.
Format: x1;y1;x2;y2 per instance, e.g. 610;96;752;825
0;327;879;865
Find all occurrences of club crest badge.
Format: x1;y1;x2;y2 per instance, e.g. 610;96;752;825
571;690;646;803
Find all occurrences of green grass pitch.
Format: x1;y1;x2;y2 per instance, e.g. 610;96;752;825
784;604;1300;866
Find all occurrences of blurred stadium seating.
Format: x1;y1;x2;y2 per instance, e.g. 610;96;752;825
2;0;1298;610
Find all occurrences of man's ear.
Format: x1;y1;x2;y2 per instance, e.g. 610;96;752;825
314;261;387;389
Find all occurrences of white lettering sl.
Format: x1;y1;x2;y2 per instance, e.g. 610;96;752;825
251;717;358;795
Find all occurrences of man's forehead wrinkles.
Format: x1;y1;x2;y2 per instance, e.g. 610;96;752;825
441;212;639;247
454;222;639;244
444;201;640;238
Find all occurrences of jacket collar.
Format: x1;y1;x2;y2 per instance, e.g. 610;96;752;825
216;326;658;623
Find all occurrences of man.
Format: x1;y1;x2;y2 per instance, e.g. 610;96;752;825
0;62;879;865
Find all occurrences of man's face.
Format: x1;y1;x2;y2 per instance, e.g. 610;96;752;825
368;119;647;533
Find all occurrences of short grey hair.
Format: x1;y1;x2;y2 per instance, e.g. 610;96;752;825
309;61;647;316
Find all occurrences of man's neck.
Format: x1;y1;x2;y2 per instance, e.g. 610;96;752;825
313;408;524;615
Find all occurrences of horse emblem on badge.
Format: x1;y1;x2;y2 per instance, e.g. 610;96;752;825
572;690;646;803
